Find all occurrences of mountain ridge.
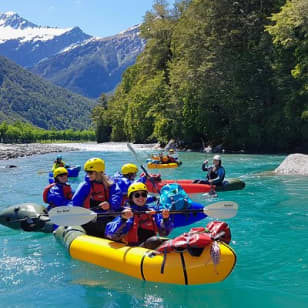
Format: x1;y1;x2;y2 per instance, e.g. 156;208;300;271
0;11;91;67
0;11;144;98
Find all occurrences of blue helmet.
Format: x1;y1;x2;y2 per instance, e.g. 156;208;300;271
56;155;62;160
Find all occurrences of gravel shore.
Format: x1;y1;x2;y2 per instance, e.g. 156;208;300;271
0;143;77;160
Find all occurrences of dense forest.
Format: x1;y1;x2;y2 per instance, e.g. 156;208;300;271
0;121;96;143
0;55;96;130
93;0;308;153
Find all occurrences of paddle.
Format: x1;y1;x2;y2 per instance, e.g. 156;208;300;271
127;143;161;194
37;170;50;175
48;201;238;226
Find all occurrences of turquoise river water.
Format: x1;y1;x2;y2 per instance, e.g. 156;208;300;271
0;147;307;308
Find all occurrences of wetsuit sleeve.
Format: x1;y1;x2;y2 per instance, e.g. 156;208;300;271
108;183;123;211
211;167;225;185
202;162;209;171
105;216;134;241
72;182;91;207
47;185;71;207
153;211;173;236
116;177;131;196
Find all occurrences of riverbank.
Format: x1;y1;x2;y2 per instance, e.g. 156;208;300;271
0;143;77;160
0;142;161;160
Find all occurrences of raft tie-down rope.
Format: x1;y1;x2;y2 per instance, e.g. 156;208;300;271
210;241;221;265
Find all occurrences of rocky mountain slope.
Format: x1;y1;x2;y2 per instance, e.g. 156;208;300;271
0;12;145;98
0;55;95;130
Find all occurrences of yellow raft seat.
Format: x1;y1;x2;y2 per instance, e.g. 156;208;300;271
55;226;236;285
147;162;179;169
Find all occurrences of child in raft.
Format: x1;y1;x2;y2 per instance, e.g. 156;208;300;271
105;182;173;248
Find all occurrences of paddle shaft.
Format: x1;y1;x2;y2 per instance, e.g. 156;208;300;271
95;208;206;217
49;201;238;226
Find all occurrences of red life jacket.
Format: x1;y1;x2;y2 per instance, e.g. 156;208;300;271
125;213;159;245
84;182;109;209
42;183;73;204
156;227;213;254
206;221;231;244
156;221;231;254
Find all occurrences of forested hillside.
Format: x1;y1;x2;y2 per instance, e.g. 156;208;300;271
93;0;308;153
0;55;96;130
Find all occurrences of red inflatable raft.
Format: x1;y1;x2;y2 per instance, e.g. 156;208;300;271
146;178;245;194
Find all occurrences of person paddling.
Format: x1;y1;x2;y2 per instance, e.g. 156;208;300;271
72;158;122;237
52;155;70;171
43;167;73;211
113;163;147;204
105;182;173;248
193;155;225;186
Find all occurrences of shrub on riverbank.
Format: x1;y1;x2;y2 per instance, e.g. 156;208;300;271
0;121;96;143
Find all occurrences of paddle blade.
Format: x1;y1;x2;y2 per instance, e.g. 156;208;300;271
49;206;96;226
203;201;238;219
127;143;141;164
127;143;160;193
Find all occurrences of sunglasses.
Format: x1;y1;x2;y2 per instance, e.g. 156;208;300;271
133;192;148;198
86;171;95;175
58;173;68;177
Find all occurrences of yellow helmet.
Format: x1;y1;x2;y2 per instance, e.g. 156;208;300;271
84;158;105;172
121;163;138;175
53;167;68;178
169;149;175;153
128;182;148;198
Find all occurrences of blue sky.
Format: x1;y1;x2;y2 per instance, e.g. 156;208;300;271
0;0;174;37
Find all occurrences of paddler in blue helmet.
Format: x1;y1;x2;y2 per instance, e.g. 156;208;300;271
105;182;173;249
193;155;225;186
52;155;70;171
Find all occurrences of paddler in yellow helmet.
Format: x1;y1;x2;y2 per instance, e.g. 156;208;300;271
43;167;73;211
72;157;122;237
105;182;173;248
112;163;147;204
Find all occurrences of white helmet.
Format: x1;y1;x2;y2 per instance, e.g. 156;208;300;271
213;155;221;161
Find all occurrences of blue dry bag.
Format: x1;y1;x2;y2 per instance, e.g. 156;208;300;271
159;183;192;210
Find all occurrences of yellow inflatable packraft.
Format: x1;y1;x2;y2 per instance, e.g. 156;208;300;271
55;227;236;285
147;162;179;169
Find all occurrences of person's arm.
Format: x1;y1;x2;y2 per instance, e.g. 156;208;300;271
105;215;134;241
108;182;123;211
202;160;209;171
153;210;173;236
72;182;90;207
47;186;70;207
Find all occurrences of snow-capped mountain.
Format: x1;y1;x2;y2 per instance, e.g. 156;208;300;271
0;12;91;67
0;11;37;30
0;12;145;97
31;25;145;98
